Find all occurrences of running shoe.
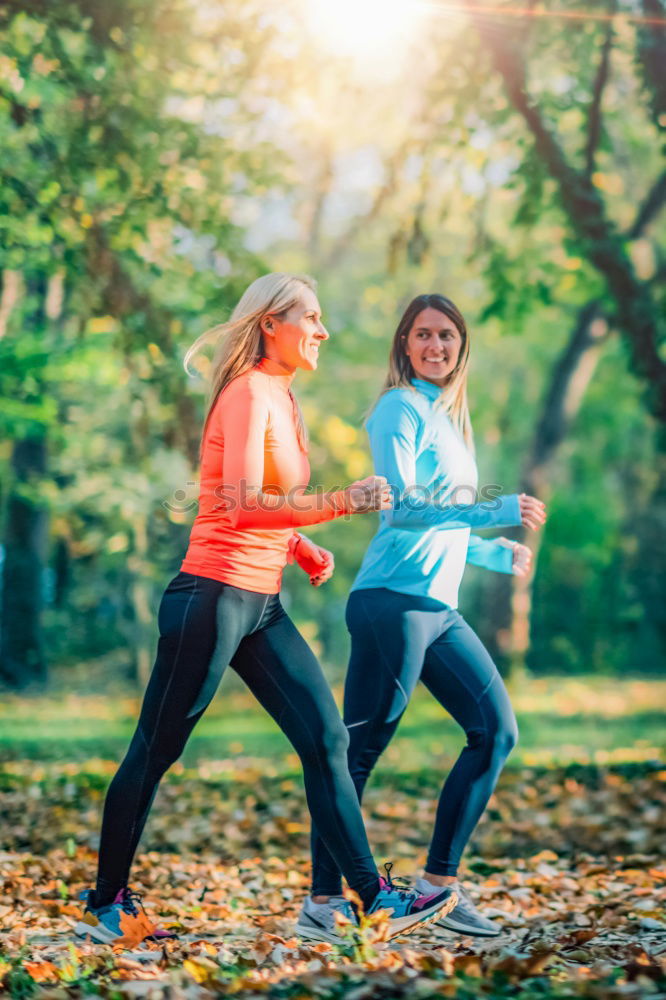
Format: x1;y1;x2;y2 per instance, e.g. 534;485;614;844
296;894;356;944
74;887;178;945
372;863;456;937
297;865;456;943
415;877;500;937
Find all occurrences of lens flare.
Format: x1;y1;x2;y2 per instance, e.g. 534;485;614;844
304;0;422;59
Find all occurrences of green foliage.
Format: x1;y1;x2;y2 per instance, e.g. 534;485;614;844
1;0;664;682
0;1;280;677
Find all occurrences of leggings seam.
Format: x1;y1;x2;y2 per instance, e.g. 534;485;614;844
242;640;360;890
477;669;498;702
250;593;272;634
365;612;415;723
428;632;495;709
123;576;200;880
148;576;201;750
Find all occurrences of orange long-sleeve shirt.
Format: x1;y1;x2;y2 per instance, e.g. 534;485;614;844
180;358;346;593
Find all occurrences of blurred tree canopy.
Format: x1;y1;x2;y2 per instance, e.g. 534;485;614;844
0;0;664;689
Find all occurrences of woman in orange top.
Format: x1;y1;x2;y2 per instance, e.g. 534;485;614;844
75;273;453;945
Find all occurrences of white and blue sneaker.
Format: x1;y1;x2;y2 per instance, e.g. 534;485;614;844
371;864;456;937
415;877;500;937
297;865;457;943
296;894;356;944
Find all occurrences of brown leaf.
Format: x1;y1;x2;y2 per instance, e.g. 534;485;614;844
453;954;483;976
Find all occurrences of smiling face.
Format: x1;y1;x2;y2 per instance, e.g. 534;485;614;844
261;286;329;372
403;307;463;387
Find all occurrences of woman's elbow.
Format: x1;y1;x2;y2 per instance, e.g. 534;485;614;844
384;508;422;531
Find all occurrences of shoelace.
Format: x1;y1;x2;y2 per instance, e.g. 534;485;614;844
119;887;145;917
382;862;419;900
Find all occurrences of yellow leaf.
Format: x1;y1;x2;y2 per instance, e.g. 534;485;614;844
183;957;219;984
591;172;624;195
87;316;117;335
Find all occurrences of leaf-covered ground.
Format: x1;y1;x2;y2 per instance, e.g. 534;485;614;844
0;678;664;998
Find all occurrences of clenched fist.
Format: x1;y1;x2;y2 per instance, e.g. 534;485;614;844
292;535;335;587
342;475;393;513
518;494;547;531
496;537;533;578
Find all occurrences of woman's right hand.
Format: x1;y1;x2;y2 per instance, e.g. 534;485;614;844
518;493;547;530
343;476;393;513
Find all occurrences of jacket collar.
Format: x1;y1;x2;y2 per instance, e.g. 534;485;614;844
411;377;442;402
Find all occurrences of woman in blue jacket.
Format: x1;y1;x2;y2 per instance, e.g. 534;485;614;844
298;294;546;942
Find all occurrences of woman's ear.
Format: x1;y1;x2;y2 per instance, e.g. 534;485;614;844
260;315;275;338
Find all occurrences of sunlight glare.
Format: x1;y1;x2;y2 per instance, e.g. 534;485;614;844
304;0;422;61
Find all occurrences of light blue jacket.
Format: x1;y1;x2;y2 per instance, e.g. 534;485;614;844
351;378;522;608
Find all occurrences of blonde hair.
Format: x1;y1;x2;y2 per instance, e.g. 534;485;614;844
184;273;316;457
375;293;474;453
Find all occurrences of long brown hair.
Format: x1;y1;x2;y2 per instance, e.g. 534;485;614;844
184;273;316;458
377;293;473;451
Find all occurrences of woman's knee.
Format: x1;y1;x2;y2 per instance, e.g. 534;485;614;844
324;720;350;761
495;715;518;757
130;724;188;775
466;715;518;762
483;689;519;758
300;719;350;769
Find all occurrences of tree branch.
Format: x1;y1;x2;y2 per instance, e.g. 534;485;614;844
319;139;411;272
627;169;666;239
307;152;334;264
529;301;610;473
481;297;611;673
584;16;615;179
470;12;666;422
86;226;201;466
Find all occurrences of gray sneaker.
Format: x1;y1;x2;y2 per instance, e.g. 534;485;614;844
296;895;357;944
415;878;500;937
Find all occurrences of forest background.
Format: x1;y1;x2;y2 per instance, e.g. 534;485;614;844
0;1;665;995
1;0;665;691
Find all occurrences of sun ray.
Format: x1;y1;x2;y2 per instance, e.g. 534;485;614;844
418;0;666;26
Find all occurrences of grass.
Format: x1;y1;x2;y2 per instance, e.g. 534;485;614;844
1;675;663;771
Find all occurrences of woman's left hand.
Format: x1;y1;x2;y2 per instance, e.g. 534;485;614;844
496;537;533;578
293;535;335;586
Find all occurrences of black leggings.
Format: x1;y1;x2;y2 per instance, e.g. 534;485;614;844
95;572;380;907
311;588;518;895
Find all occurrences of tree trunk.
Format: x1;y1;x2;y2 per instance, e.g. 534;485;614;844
0;268;56;689
480;305;610;674
0;269;23;339
307;152;333;265
628;436;666;667
0;435;49;687
471;15;666;422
